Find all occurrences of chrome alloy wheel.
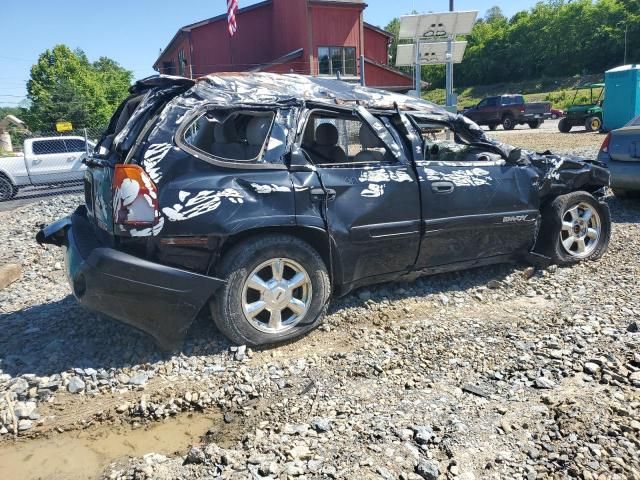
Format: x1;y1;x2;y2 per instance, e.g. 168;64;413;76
560;202;601;258
241;258;312;334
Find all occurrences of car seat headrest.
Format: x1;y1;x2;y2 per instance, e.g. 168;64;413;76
315;123;339;146
246;116;272;146
359;124;383;149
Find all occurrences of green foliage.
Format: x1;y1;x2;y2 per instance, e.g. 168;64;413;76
25;45;132;132
386;0;639;90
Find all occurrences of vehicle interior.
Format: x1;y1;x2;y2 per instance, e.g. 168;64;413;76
301;112;394;165
183;110;275;161
413;120;500;163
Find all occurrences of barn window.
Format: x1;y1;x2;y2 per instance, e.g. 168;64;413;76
318;47;357;76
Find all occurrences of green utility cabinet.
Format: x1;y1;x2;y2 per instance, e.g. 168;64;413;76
604;64;640;131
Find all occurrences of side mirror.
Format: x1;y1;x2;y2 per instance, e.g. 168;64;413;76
507;147;522;163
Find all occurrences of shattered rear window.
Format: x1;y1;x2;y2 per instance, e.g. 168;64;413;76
182;110;275;163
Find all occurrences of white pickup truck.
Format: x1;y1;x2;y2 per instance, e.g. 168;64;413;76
0;136;94;201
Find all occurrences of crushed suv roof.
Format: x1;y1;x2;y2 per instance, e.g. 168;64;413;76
136;73;446;113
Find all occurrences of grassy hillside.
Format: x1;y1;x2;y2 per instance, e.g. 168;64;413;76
423;74;604;110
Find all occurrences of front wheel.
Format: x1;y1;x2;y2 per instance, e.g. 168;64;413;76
488;123;498;131
558;118;572;133
536;192;611;266
211;234;331;346
528;120;542;129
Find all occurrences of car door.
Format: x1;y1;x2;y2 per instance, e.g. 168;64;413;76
409;120;540;269
295;106;421;287
467;98;489;123
470;97;498;124
60;138;89;182
27;139;69;185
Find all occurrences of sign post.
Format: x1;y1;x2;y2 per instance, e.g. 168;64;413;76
397;10;478;106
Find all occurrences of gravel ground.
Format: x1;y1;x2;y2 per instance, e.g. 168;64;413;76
1;143;639;479
487;120;606;156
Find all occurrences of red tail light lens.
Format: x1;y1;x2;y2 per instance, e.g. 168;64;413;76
112;165;159;226
599;133;611;154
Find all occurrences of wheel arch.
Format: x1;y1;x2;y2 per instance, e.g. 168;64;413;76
0;169;17;186
217;224;342;290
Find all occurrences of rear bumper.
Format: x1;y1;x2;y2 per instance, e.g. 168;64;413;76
37;206;225;350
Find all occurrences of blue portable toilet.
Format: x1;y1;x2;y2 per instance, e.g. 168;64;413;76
604;64;640;131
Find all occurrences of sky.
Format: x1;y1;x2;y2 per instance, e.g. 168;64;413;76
0;0;540;107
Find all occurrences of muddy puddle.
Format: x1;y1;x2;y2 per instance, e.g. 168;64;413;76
0;414;219;480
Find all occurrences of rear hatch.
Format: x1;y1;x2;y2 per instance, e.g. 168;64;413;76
84;76;194;238
608;126;640;162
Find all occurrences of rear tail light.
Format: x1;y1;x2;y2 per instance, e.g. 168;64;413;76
112;164;160;226
520;106;525;113
599;133;611;154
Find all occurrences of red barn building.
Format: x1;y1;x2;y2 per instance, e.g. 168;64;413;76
153;0;414;92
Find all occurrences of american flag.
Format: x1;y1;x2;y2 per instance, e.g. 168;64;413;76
227;0;238;36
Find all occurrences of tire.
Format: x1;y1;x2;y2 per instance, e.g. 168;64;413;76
488;123;498;131
585;116;602;132
0;175;17;202
210;234;331;347
502;115;516;131
528;120;542;129
536;191;611;266
551;114;558;120
558;118;572;133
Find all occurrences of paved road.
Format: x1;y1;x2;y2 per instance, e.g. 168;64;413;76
0;184;82;213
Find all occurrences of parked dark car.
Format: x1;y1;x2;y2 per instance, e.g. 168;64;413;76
38;74;611;349
463;95;552;131
597;115;640;197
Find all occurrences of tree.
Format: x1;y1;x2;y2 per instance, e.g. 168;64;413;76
485;6;507;23
25;45;132;131
385;18;401;66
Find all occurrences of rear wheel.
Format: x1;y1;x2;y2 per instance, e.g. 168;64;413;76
0;176;17;202
558;118;572;133
528;120;542;129
211;234;331;346
536;192;610;266
502;115;516;131
585;116;602;132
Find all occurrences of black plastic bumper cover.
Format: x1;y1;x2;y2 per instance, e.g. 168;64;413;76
37;206;225;350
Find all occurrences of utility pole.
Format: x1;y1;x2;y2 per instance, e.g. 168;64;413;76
446;0;454;107
624;22;628;65
618;21;629;65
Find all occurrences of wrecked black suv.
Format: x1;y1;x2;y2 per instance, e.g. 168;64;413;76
38;74;611;349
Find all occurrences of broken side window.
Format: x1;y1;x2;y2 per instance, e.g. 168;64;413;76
182;109;276;163
411;118;498;163
301;111;396;165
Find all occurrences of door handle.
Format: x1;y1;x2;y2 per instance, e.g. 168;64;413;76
310;187;336;202
431;181;454;194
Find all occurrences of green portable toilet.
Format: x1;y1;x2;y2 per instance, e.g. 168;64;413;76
604;64;640;131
